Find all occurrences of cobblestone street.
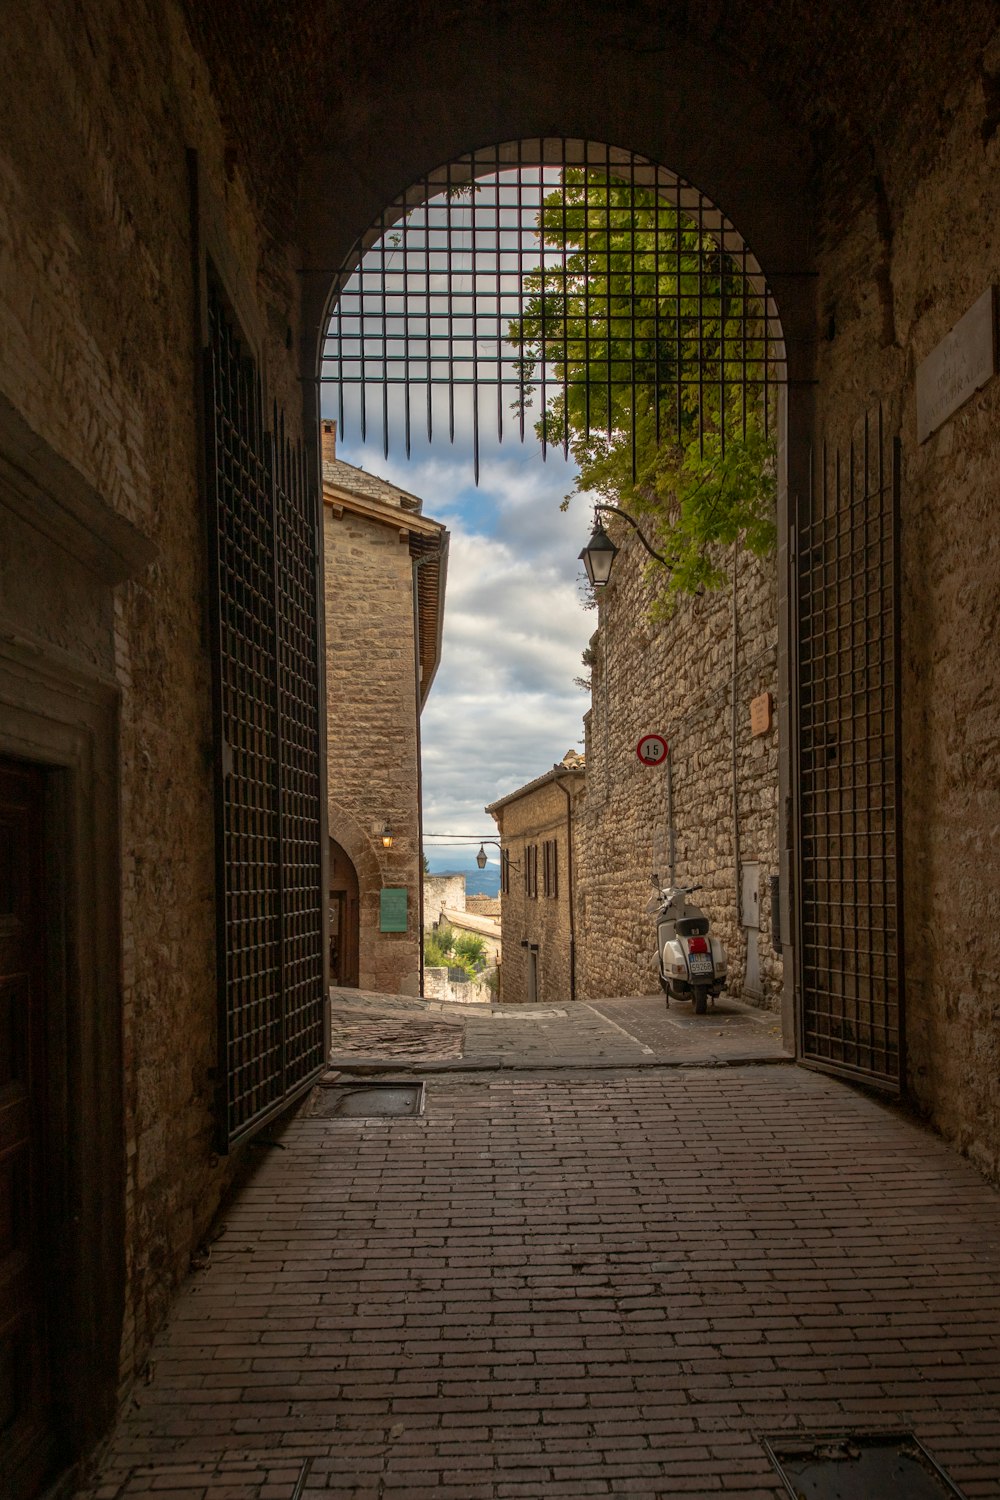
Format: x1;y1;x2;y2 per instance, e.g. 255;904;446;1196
328;989;787;1070
76;997;1000;1499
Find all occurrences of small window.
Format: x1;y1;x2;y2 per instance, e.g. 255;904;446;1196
524;844;538;899
543;839;558;898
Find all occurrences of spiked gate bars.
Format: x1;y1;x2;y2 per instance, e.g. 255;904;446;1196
322;139;785;481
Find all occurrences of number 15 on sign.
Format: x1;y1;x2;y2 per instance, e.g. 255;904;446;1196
636;734;668;766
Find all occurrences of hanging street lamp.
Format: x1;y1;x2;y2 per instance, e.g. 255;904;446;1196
579;504;670;589
579;519;618;589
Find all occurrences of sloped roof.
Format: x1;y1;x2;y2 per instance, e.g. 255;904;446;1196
466;894;501;918
322;455;425;513
439;906;501;940
485;750;586;815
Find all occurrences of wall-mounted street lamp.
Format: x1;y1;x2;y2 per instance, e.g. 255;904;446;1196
476;839;521;872
380;822;394;849
579;503;670;589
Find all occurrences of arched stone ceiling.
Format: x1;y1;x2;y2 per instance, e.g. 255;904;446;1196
180;0;999;373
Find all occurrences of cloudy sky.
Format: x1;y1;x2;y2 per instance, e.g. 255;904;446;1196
331;406;596;869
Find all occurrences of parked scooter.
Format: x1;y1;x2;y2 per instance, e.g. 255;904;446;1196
648;877;727;1015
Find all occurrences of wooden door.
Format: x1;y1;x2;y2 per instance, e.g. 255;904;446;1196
329;839;360;988
0;759;58;1498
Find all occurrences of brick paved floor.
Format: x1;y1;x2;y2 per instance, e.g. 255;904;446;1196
76;1066;1000;1499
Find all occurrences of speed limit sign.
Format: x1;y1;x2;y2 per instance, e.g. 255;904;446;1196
636;733;668;766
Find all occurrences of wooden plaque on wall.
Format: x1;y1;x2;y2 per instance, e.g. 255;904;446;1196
750;691;773;736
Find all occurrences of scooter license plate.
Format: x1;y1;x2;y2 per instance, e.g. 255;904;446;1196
688;953;713;976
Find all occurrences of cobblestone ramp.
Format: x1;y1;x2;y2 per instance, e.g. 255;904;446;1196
76;1068;1000;1498
327;987;789;1069
327;1008;464;1061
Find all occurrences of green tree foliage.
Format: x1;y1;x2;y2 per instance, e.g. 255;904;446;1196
424;923;479;978
453;932;488;970
423;935;454;971
508;169;777;606
434;924;456;954
424;925;489;978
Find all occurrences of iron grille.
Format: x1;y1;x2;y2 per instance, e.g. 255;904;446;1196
322;138;784;479
796;407;903;1091
271;411;326;1091
205;277;326;1148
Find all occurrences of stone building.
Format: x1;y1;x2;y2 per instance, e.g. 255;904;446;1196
424;873;502;967
422;872;468;923
3;1;1000;1490
578;539;782;1008
322;422;448;995
487;752;585;1004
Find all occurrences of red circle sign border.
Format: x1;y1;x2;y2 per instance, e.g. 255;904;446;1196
636;734;668;766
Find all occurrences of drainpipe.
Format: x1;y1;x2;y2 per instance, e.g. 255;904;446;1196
412;551;433;997
731;541;743;935
554;778;577;1003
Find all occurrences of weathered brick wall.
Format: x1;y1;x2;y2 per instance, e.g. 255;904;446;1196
491;774;585;1005
0;0;305;1393
324;503;422;995
578;542;782;1009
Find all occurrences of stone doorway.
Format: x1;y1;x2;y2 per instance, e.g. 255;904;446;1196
0;759;61;1500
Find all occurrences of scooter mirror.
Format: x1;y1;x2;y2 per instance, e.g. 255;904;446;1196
651;872;659;886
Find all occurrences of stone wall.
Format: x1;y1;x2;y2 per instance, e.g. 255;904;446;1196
424;966;494;1005
423;873;468;924
578;542;781;1009
809;30;1000;1179
490;770;585;1006
0;0;306;1420
324;501;422;996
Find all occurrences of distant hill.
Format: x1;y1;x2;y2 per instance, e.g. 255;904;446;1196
424;852;500;898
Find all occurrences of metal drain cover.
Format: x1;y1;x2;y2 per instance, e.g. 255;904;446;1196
763;1431;966;1499
313;1081;424;1118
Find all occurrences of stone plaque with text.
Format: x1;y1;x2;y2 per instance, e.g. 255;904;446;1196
379;886;408;933
916;286;996;441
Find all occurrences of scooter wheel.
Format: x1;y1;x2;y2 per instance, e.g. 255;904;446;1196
693;989;708;1016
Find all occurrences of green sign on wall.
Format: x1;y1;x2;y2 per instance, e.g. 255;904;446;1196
379;886;408;933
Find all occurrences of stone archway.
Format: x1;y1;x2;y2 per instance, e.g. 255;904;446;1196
293;17;819;1039
304;112;810;1047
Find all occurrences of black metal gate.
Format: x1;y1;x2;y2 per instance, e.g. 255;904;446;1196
204;277;326;1148
796;406;904;1091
